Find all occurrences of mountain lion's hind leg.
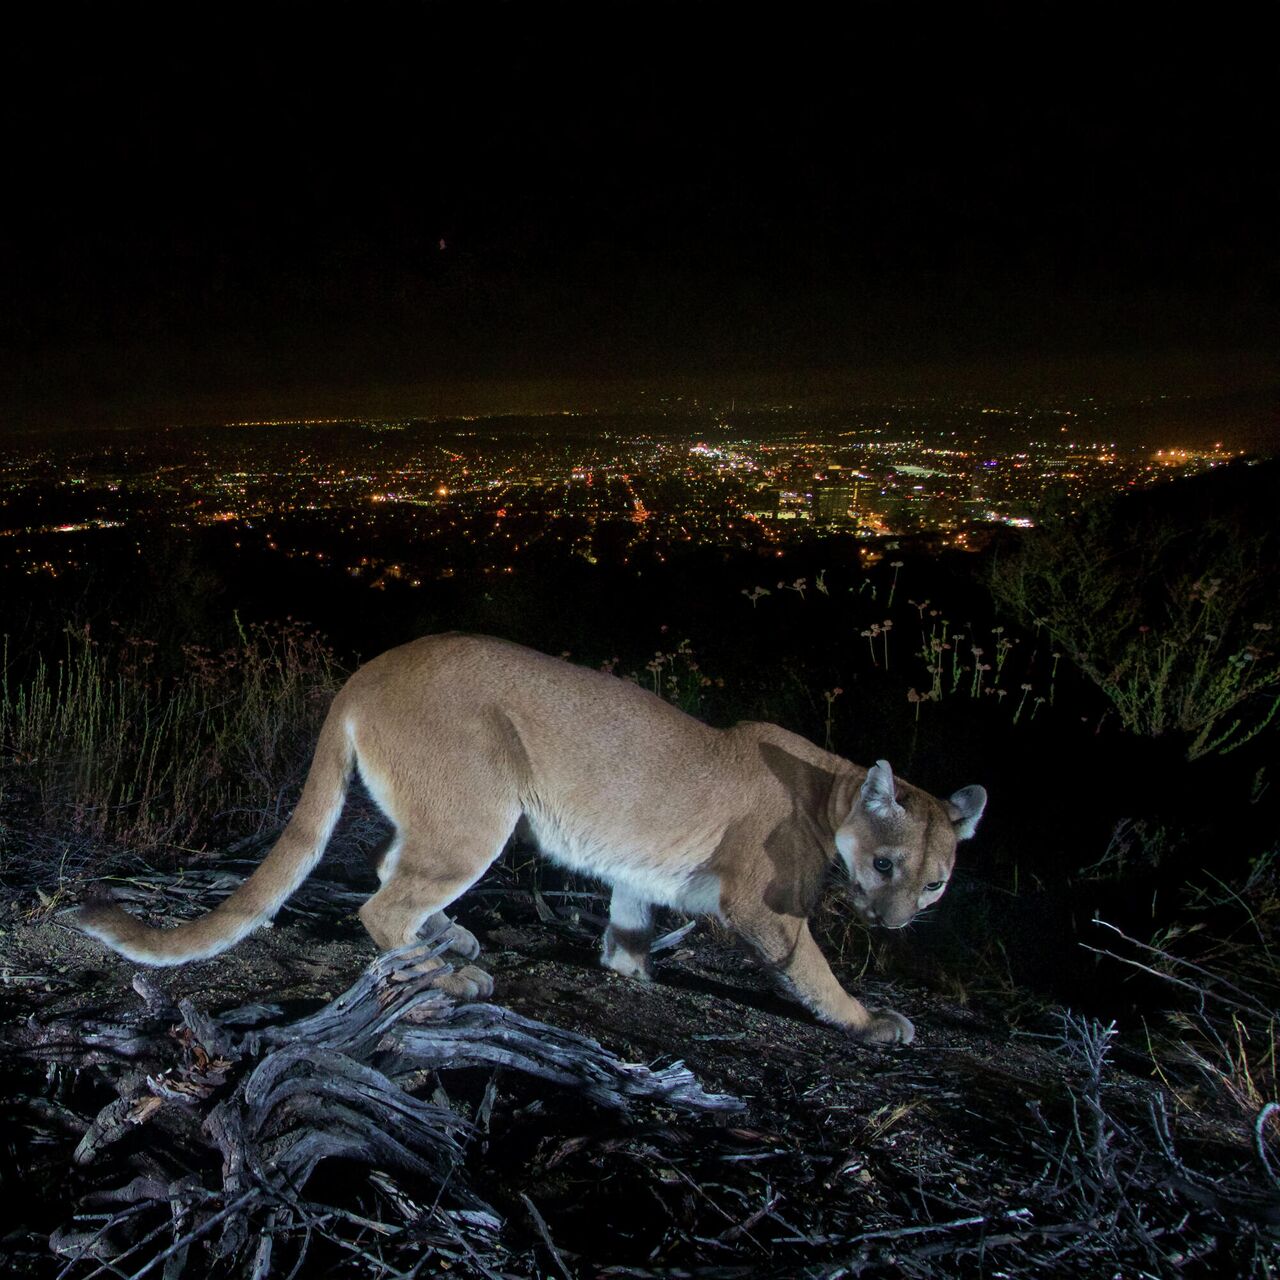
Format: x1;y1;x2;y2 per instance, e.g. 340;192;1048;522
424;910;480;960
359;816;514;1002
601;886;655;981
371;835;480;959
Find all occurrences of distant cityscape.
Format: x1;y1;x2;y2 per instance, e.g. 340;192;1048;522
0;397;1244;588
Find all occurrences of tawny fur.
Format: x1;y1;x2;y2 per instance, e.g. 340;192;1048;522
76;633;986;1043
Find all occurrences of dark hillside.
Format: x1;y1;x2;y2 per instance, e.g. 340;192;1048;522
1;463;1278;1276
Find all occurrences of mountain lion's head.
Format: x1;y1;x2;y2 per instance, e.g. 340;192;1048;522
835;760;986;930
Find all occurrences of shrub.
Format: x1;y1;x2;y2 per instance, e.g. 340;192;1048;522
989;466;1280;758
0;618;342;855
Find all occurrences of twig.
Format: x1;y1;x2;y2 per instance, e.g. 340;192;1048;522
716;1192;783;1244
1088;918;1272;1019
907;1218;1095;1259
1254;1102;1280;1190
1079;942;1262;1018
651;919;698;953
520;1193;573;1280
842;1207;1033;1247
72;1189;262;1280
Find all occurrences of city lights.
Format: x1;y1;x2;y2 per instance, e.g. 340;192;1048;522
0;402;1245;586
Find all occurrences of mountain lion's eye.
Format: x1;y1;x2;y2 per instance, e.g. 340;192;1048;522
925;880;945;892
873;857;893;875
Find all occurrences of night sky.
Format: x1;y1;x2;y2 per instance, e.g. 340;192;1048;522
2;7;1276;432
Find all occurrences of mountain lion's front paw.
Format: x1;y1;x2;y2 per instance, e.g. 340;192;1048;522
600;926;653;981
600;943;652;981
851;1007;915;1045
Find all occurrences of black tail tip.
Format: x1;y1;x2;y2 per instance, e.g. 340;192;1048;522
72;885;123;932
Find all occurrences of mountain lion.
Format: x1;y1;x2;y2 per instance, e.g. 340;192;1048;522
77;633;986;1044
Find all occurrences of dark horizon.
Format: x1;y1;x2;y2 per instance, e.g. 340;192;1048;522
3;8;1276;442
4;352;1275;458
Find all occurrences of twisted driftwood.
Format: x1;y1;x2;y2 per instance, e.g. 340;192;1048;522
30;928;740;1278
11;896;1277;1277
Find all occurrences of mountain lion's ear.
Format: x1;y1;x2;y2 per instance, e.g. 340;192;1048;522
861;760;905;822
946;785;987;840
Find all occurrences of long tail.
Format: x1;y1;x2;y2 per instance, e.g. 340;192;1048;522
76;701;355;966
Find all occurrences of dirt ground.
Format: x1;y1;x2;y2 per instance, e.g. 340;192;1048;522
1;871;1276;1278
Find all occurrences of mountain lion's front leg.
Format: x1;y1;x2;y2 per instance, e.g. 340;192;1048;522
601;886;654;980
727;900;914;1044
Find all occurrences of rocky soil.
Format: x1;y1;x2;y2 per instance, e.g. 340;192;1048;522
0;866;1276;1278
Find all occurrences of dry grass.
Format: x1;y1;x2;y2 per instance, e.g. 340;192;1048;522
0;618;342;862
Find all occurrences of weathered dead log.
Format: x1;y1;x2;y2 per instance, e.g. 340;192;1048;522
242;934;457;1057
244;937;739;1114
391;1003;741;1113
35;927;740;1278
